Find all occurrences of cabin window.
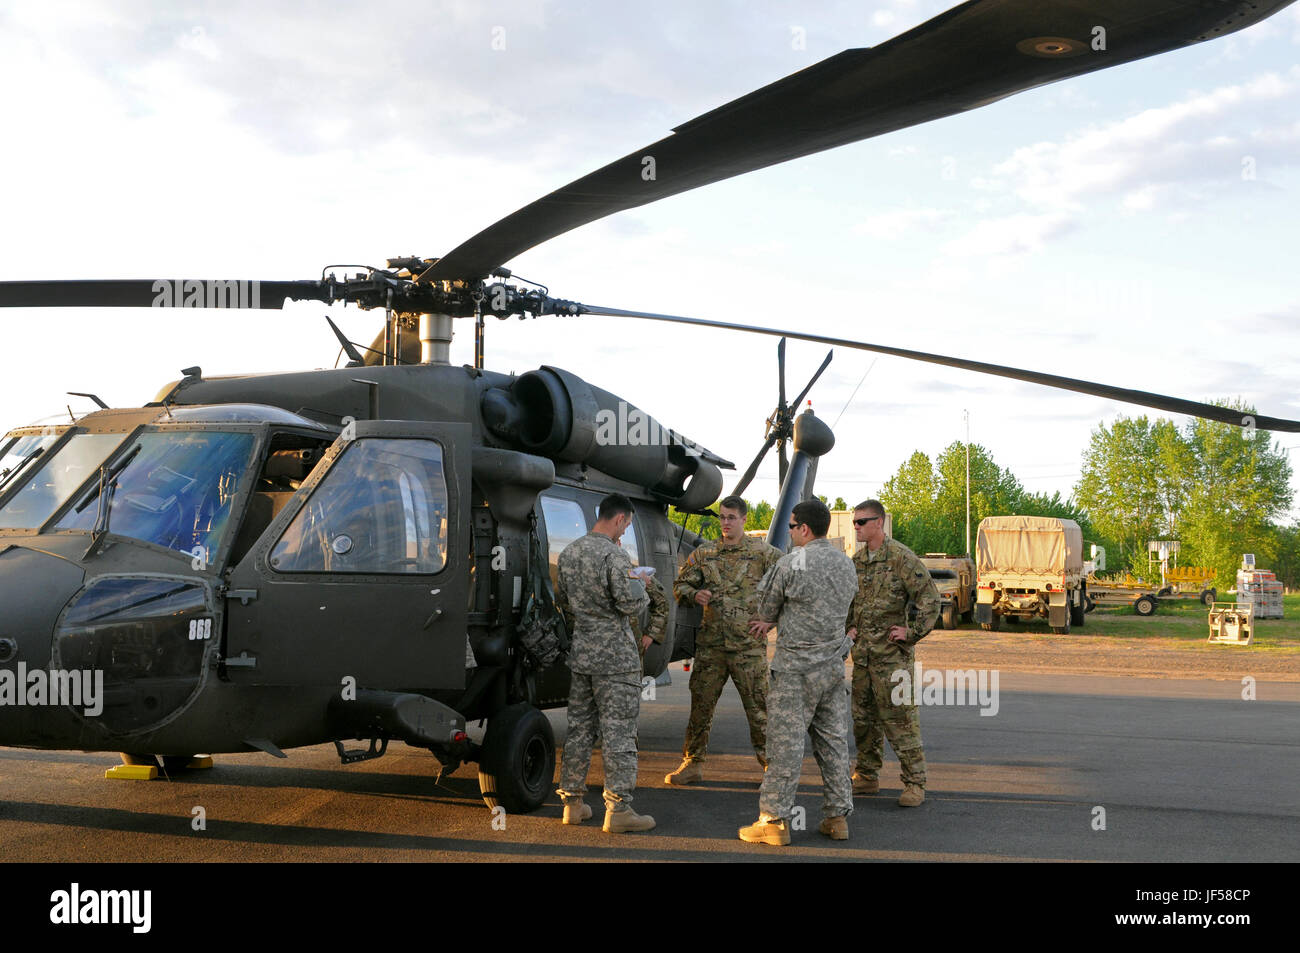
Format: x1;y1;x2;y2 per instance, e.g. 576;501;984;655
269;438;448;574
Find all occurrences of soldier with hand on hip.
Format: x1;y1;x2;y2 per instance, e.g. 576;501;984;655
845;499;940;808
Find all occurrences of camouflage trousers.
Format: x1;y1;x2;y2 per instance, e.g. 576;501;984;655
557;670;642;809
682;648;768;764
851;648;926;787
758;662;854;822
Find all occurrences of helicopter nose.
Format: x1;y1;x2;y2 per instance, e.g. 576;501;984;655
0;546;87;746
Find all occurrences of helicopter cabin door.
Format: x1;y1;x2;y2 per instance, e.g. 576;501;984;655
224;420;470;691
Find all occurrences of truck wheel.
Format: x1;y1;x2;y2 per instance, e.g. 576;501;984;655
1134;595;1157;617
1085;595;1096;613
961;605;974;624
1052;618;1071;635
1069;595;1086;628
477;702;555;814
1200;588;1216;607
941;605;956;630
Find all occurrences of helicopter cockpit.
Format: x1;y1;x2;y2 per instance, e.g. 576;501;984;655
0;404;336;571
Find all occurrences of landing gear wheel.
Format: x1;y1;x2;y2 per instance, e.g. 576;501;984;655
1200;588;1216;607
477;702;555;814
1134;594;1157;617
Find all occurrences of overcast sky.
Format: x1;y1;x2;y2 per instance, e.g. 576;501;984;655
3;0;1299;532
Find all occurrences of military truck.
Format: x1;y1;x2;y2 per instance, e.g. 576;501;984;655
975;516;1086;634
921;553;976;629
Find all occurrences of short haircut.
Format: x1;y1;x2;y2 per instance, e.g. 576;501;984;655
598;493;634;521
791;499;831;537
854;499;886;519
718;495;748;517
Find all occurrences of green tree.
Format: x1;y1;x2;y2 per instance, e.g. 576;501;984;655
1177;403;1293;587
1074;417;1179;572
745;500;774;532
832;496;848;511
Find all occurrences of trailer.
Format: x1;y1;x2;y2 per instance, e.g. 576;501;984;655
1086;570;1217;615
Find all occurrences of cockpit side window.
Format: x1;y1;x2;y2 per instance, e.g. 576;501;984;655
269;438;448;574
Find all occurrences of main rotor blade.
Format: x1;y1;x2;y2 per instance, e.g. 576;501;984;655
0;279;328;309
577;305;1300;433
731;434;778;498
778;439;790;490
421;0;1294;281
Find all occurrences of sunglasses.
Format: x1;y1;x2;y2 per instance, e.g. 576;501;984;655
853;516;882;526
788;523;801;531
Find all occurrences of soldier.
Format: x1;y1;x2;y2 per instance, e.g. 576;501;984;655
553;493;656;833
738;499;858;846
845;499;940;808
667;495;780;784
632;568;668;659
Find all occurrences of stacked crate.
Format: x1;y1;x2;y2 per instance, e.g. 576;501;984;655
1236;569;1284;619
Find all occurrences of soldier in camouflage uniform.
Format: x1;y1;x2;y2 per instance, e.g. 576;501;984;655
668;496;780;783
632;569;668;659
553;493;656;833
738;500;858;846
845;499;940;808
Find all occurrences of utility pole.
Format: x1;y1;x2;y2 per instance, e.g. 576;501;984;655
964;409;971;557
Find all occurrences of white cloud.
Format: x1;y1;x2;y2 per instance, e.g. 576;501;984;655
939;213;1076;259
852;207;953;239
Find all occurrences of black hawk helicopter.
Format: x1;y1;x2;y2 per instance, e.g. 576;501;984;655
1;0;1297;814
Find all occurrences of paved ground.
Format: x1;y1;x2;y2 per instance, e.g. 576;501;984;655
2;660;1296;862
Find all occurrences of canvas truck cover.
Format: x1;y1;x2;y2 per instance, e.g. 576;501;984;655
977;516;1083;577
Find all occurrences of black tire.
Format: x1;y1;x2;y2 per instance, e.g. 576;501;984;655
1200;588;1216;607
961;604;974;624
941;605;956;630
477;702;555;814
1157;586;1172;597
1134;595;1157;617
1069;592;1086;627
1085;595;1096;613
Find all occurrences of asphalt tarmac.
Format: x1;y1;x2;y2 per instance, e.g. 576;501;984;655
1;665;1296;862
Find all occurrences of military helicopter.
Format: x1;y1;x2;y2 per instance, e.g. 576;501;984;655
2;0;1298;816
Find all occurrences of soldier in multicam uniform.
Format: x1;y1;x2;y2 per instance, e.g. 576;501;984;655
738;499;858;846
667;495;780;784
553;493;656;833
845;499;940;808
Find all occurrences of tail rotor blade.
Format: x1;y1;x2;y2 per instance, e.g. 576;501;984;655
790;350;834;410
731;435;777;497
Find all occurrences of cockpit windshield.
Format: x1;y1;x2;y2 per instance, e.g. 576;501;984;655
0;431;63;493
0;432;127;530
53;431;255;561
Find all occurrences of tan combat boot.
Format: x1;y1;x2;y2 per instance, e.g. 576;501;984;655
852;774;880;795
738;816;790;846
603;806;656;833
898;784;925;807
664;759;703;785
561;797;592;825
818;816;849;840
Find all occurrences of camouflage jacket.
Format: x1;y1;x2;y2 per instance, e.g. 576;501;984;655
555;531;649;675
674;534;780;654
754;538;858;672
633;574;669;659
846;537;940;656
